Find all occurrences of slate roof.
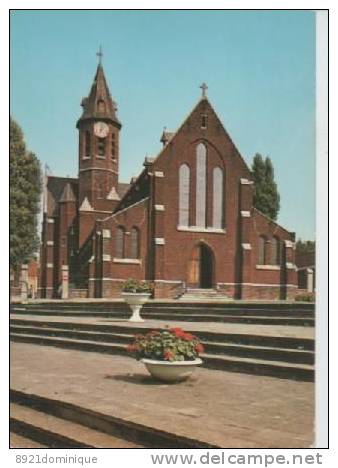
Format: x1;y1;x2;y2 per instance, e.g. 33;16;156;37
117;182;130;198
46;176;78;216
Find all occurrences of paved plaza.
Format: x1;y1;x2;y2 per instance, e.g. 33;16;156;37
11;341;314;448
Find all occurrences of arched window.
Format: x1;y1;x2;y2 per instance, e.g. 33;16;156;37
130;227;140;259
212;167;224;228
196;143;207;227
179;164;190;226
258;236;268;265
97;137;106;157
115;226;125;258
111;133;116;160
84;131;91;157
271;236;281;265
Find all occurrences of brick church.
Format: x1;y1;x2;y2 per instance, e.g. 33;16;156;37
38;59;297;300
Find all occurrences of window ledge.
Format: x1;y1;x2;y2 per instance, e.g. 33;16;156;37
96;155;106;160
256;265;281;270
177;225;226;234
113;258;141;264
82;156;90;160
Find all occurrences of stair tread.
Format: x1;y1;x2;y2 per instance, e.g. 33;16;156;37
10;332;126;349
10;403;142;448
10;324;132;338
10;325;314;354
10;432;47;448
202;352;314;370
10;333;314;370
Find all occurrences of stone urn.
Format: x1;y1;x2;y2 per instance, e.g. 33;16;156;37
121;292;151;322
141;358;202;382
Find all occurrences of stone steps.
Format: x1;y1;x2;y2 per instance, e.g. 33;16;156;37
12;301;315;311
10;324;315;365
10;432;47;448
10;403;143;448
10;329;314;382
10;390;217;449
11;307;314;326
11;318;315;349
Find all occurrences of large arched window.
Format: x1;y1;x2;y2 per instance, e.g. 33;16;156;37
212;167;224;228
258;236;268;265
179;164;190;226
130;227;140;259
115;226;125;258
196;143;207;227
271;236;281;265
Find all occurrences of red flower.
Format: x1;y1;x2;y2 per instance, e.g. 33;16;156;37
182;332;195;341
169;327;186;338
164;349;174;361
195;343;204;354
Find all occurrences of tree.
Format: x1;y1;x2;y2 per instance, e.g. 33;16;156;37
252;153;280;221
10;118;42;272
296;239;315;254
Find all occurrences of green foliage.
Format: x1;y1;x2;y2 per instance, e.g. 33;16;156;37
295;292;315;302
121;278;153;293
127;327;204;362
10;118;42;270
296;239;315;254
252;153;280;221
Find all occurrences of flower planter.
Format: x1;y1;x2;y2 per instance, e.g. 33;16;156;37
121;292;151;322
141;358;202;382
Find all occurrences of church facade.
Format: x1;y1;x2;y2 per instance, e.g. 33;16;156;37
38;62;297;300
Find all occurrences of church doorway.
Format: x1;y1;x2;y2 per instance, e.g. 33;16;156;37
199;244;213;288
187;243;214;289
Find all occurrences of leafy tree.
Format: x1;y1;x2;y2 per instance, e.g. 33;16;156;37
252;153;280;221
10;118;41;272
296;239;315;254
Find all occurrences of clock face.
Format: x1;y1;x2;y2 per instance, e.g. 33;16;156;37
94;122;109;138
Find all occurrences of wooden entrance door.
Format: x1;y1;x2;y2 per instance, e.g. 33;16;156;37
187;243;214;288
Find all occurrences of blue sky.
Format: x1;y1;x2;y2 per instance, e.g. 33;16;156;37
10;10;316;240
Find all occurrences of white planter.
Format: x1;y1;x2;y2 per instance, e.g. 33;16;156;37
141;358;202;382
121;292;150;322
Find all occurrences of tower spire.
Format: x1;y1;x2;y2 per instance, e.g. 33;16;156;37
77;57;121;128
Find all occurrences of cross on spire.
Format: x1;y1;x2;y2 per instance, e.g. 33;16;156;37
200;82;208;98
96;45;103;65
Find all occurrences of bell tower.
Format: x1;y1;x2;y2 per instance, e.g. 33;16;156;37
76;49;122;213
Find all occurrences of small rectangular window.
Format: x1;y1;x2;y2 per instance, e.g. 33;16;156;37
201;115;207;129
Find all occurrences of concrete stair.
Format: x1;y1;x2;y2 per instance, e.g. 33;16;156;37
10;318;315;382
179;288;229;300
10;390;217;448
11;301;315;327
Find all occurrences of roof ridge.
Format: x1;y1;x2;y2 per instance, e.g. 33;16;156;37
252;207;294;236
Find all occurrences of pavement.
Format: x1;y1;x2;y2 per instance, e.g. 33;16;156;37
11;314;315;340
10;342;314;448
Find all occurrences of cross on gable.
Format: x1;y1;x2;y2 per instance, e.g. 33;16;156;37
200;82;208;98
